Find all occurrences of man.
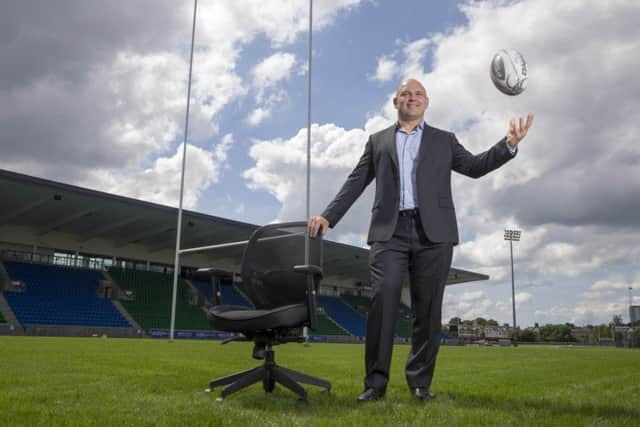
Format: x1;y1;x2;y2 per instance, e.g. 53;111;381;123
308;78;533;402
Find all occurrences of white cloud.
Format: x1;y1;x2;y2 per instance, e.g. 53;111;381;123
459;290;484;302
82;143;216;209
372;56;398;82
246;107;272;127
252;52;296;93
0;0;363;208
244;123;375;233
515;292;532;305
535;301;628;326
443;292;497;321
533;273;640;324
591;278;631;292
214;133;235;163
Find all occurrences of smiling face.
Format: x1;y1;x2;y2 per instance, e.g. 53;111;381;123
393;79;429;122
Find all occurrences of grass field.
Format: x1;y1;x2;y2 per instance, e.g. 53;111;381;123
1;336;638;426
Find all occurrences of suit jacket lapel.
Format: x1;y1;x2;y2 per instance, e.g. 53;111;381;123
382;125;399;173
418;123;437;170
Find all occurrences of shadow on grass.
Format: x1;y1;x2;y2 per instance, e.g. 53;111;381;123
203;384;640;423
442;391;640;421
203;382;392;418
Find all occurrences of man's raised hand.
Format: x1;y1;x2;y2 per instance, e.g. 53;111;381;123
506;113;534;147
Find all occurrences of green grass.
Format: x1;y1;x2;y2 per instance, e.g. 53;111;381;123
1;337;638;426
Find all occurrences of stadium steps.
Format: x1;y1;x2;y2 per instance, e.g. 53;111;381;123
102;271;142;331
0;293;21;329
0;259;11;290
189;279;214;304
317;295;366;337
340;294;370;317
0;261;21;329
111;300;142;331
220;282;252;307
342;294;413;338
314;312;349;336
108;268;210;331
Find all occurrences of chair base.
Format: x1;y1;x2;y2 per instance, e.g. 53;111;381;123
207;349;330;402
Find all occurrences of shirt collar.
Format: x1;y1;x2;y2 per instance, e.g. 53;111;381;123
395;120;425;133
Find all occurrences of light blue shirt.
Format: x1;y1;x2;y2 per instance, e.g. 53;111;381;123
396;121;423;210
395;121;517;211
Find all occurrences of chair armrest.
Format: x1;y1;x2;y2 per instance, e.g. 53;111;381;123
293;264;323;278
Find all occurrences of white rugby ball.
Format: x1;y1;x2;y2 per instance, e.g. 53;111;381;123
490;48;528;96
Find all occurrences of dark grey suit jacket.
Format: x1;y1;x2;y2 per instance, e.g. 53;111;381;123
321;123;515;245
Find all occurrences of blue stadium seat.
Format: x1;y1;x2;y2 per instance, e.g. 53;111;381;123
317;295;366;336
191;279;214;303
219;282;252;307
3;262;131;328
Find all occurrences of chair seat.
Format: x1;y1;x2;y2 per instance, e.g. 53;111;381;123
208;303;308;332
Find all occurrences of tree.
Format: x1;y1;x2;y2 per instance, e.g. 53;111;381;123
519;328;537;342
539;324;576;342
597;324;612;338
612;315;623;326
487;319;499;326
448;316;461;325
474;317;488;326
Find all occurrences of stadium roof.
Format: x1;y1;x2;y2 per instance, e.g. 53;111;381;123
0;168;488;288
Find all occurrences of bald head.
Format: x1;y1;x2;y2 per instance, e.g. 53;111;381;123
395;78;427;97
393;78;429;123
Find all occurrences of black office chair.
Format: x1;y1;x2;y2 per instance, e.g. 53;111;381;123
204;222;331;402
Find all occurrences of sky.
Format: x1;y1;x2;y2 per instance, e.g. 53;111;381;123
1;0;639;328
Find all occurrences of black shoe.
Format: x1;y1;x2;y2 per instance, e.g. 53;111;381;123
357;388;385;403
252;343;266;360
413;387;435;400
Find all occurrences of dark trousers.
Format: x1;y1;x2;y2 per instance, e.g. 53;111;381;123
364;214;453;392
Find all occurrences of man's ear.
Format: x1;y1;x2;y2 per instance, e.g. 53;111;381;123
392;96;398;108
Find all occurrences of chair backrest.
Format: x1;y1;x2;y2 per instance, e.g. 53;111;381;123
238;222;322;311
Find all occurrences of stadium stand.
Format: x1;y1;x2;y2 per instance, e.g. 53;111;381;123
108;268;209;331
190;279;253;307
190;279;214;304
340;294;370;317
317;295;366;336
0;309;6;323
395;318;412;338
341;293;413;338
219;281;252;307
3;262;130;328
314;312;349;336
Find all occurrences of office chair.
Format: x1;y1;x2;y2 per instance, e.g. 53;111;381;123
204;221;331;402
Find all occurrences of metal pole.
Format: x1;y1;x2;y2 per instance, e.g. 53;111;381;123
170;0;198;341
510;239;517;345
302;0;313;342
304;0;313;266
